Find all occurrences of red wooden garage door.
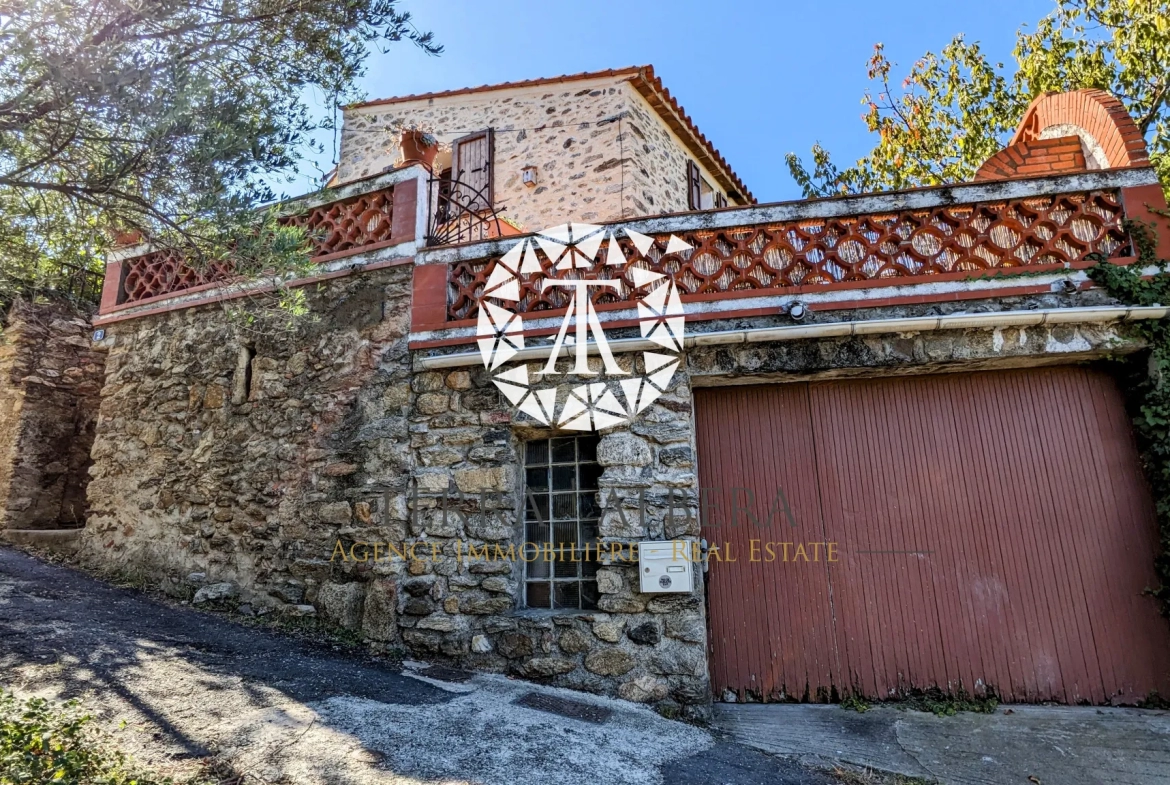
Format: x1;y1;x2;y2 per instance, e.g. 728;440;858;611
696;366;1170;704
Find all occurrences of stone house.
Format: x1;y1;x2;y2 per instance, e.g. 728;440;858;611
335;66;751;233
83;76;1170;717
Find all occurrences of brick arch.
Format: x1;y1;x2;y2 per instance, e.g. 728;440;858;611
1012;89;1149;169
974;135;1087;181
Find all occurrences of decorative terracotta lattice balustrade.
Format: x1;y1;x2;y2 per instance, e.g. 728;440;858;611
283;188;394;258
117;188;396;305
119;249;235;304
447;190;1129;321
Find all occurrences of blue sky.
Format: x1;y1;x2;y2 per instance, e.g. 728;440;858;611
295;0;1056;203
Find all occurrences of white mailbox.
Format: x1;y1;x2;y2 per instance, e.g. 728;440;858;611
638;540;694;594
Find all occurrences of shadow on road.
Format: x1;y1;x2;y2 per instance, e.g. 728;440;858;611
0;546;839;785
0;546;447;766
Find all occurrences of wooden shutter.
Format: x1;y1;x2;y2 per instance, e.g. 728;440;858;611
714;192;727;209
452;129;494;211
686;160;702;210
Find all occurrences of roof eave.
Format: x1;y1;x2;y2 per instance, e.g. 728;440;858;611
345;67;645;111
625;66;755;205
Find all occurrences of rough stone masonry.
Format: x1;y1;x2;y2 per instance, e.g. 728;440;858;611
0;300;106;531
78;264;713;717
76;243;1148;719
336;73;734;232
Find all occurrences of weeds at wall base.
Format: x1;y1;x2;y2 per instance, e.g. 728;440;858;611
829;765;938;785
736;682;998;716
1137;691;1170;710
838;688;1000;717
839;694;871;713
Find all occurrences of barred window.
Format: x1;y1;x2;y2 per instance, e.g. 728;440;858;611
523;435;602;610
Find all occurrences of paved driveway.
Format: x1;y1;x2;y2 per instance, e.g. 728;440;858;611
0;546;831;785
716;702;1170;785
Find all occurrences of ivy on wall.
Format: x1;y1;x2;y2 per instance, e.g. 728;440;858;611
1088;219;1170;616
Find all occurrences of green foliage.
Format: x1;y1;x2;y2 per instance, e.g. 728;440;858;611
0;692;181;784
1087;223;1170;615
839;688;997;717
895;688;999;717
839;694;871;713
787;0;1170;197
0;0;438;305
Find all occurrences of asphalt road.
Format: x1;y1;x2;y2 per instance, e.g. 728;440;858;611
0;546;834;785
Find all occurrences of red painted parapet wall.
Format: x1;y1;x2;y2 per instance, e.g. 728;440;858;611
445;188;1132;322
117;248;236;305
427;87;1166;332
100;171;420;314
96;87;1166;332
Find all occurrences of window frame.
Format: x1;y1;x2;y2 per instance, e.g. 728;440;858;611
521;434;602;611
687;159;726;210
686;160;702;210
698;175;716;210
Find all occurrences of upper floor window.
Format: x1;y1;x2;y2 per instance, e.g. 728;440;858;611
523;435;602;610
687;160;726;210
450;129;494;210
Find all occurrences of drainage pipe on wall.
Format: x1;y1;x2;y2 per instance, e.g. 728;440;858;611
414;306;1169;370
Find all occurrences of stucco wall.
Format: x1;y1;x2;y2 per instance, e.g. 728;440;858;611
336;77;731;231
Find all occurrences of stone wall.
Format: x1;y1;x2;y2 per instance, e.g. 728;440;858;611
621;90;716;217
336;77;730;232
395;352;708;713
686;300;1144;385
81;249;1147;717
81;265;414;598
0;300;106;530
79;267;710;716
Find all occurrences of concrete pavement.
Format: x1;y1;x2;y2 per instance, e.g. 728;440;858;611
715;702;1170;785
6;544;1165;785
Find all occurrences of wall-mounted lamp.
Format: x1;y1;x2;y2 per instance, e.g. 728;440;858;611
521;166;538;188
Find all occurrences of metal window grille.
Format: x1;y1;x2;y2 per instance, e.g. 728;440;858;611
523;435;602;610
